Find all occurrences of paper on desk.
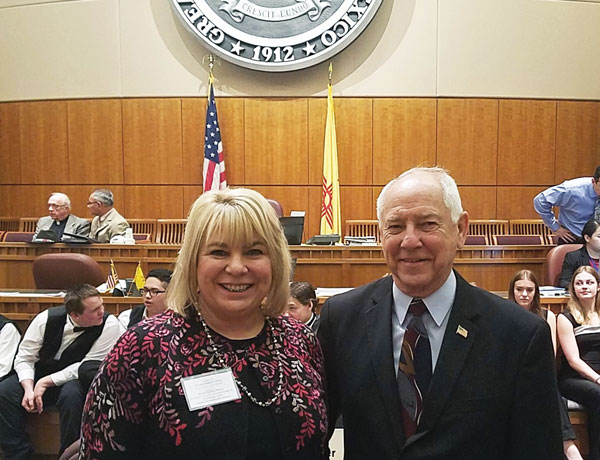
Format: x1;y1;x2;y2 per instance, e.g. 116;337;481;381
539;286;567;297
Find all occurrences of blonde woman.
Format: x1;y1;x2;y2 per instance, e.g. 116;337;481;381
80;188;327;459
558;266;600;460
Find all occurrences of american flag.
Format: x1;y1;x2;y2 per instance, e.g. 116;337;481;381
106;259;119;291
203;81;227;192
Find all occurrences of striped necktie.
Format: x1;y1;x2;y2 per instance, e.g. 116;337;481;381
397;298;432;438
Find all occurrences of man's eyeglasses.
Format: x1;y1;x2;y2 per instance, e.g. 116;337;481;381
140;288;166;297
48;204;66;209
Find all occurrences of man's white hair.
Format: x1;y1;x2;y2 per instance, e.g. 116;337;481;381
376;167;463;223
49;192;71;209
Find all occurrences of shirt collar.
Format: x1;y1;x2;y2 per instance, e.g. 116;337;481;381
67;314;80;330
99;208;113;223
392;270;456;327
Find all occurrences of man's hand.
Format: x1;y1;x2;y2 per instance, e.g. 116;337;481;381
32;376;55;414
20;379;37;413
555;227;576;242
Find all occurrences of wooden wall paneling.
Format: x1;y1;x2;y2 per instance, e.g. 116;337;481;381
0;103;21;185
372;186;384;219
244;99;308;185
215;98;245;185
181;98;205;186
183;186;203;218
497;99;556;186
458;186;497;219
307;98;373;186
20;186;63;218
0;186;22;216
123;186;184;219
437;99;498;185
454;262;543;292
340;186;375;225
122;99;182;184
372;99;437;185
555;101;600;183
496;186;548;220
68;99;123;184
19;101;68;184
253;186;309;240
181;97;245;186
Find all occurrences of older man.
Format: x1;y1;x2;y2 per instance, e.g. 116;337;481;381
318;167;562;459
534;166;600;244
87;189;130;243
0;285;122;458
33;193;90;241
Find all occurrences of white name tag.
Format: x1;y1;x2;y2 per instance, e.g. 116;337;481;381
181;368;241;411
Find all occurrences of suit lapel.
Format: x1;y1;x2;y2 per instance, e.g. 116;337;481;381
417;274;479;434
64;215;75;234
365;277;405;449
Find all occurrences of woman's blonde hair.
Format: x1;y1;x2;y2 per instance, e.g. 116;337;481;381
567;265;600;325
167;188;291;317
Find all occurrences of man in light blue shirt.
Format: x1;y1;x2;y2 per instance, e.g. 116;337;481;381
534;166;600;244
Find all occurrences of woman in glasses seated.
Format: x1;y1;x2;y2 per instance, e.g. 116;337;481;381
118;268;173;329
79;188;327;459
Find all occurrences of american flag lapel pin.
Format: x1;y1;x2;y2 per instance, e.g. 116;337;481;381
456;325;468;338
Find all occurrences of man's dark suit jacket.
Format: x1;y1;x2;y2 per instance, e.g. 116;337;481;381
318;272;562;460
559;246;591;288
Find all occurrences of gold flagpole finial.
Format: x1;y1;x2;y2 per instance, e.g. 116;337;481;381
328;62;333;85
203;54;216;86
208;54;215;84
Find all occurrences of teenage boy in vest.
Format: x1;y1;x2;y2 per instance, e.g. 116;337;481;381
0;285;122;459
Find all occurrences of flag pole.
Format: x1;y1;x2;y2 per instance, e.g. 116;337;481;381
320;62;341;236
202;55;228;192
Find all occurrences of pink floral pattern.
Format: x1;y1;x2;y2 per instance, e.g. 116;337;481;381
80;310;327;459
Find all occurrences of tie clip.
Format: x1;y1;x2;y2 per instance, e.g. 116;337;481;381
456;325;468;338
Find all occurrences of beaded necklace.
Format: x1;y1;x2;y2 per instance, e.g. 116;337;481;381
198;314;285;408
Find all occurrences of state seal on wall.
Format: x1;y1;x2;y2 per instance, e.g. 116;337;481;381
170;0;383;71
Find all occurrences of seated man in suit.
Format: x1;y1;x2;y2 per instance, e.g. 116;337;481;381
33;192;90;241
87;189;130;243
318;166;562;459
0;315;20;382
118;268;172;329
558;218;600;287
0;285;123;458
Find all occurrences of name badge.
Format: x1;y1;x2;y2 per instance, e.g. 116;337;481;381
181;368;241;411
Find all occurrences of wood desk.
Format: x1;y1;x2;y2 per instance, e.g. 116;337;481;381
0;242;554;292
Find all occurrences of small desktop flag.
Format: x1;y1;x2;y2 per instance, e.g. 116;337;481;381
133;262;146;290
320;63;341;235
203;75;227;192
106;260;119;291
